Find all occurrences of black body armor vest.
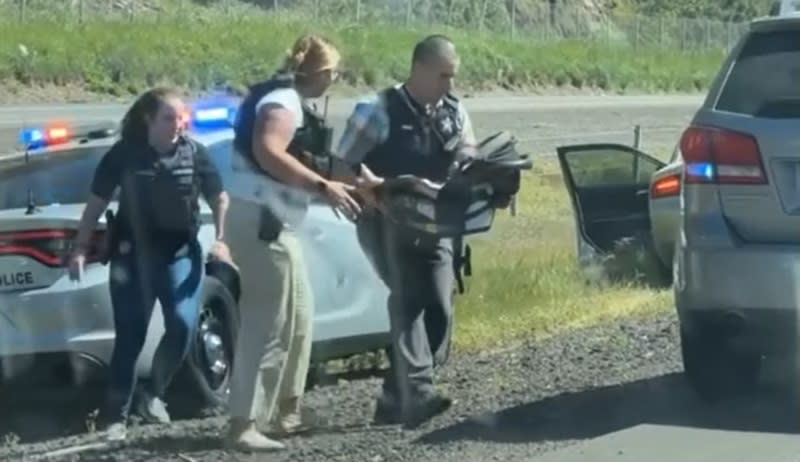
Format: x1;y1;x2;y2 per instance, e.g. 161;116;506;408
362;86;464;182
234;72;333;174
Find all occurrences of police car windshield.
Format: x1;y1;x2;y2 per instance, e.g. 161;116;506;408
0;145;108;211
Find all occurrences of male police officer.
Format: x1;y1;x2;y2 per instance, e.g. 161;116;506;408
337;34;478;428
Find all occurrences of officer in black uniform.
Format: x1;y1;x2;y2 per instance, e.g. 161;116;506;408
68;87;230;442
337;34;478;429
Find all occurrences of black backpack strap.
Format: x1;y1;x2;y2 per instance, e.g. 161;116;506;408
452;234;471;294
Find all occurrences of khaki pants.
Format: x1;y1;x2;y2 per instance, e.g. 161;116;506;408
227;229;313;424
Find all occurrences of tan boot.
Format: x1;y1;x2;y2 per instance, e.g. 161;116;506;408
273;397;311;435
224;417;286;452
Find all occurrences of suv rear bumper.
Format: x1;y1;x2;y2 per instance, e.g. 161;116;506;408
676;244;800;354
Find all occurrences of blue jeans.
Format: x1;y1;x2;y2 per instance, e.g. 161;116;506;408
105;238;204;421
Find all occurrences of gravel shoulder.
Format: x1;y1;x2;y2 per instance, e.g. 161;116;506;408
5;310;798;462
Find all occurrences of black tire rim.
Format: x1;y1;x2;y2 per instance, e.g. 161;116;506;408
195;297;232;392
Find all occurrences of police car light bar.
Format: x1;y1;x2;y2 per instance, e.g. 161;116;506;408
187;97;239;130
19;123;71;150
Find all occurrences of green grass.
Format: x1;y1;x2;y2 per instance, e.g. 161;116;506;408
0;10;724;98
452;158;672;351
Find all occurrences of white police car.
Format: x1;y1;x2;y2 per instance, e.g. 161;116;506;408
0;97;391;416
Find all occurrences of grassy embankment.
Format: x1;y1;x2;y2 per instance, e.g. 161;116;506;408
454;157;672;351
0;11;683;351
0;9;724;98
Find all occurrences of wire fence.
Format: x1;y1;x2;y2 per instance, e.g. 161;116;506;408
3;0;752;52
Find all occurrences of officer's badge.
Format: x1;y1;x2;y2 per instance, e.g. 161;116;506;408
440;117;453;135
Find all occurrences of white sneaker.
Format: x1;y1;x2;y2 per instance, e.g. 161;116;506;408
224;419;286;452
137;395;171;424
105;422;127;442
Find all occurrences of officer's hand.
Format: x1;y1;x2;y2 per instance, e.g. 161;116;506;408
322;180;361;221
356;164;384;189
355;165;384;210
209;240;238;270
67;251;86;282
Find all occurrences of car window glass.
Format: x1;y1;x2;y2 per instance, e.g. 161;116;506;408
716;28;800;118
565;147;661;188
0;146;108;210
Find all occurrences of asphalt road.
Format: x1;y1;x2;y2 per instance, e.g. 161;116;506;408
0;94;704;158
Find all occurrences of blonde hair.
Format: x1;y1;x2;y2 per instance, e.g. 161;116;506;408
282;34;341;76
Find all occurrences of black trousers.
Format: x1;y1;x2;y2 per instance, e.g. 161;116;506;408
356;211;454;401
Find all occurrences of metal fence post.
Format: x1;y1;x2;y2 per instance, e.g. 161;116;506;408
633;125;641;149
510;0;516;39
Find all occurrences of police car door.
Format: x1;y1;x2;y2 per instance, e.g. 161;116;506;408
556;143;671;286
296;194;391;352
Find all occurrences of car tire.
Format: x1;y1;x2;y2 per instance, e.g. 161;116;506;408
167;276;240;419
680;327;761;402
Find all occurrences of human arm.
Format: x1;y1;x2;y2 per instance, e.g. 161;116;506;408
335;96;390;168
333;96;390;203
194;143;230;241
455;104;479;160
69;143;125;280
252;100;361;218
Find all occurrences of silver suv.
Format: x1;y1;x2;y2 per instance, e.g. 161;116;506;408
557;1;800;400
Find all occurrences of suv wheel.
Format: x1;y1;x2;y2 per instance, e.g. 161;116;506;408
680;327;761;401
168;276;240;418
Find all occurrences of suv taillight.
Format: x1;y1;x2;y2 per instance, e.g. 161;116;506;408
679;125;767;185
0;229;106;267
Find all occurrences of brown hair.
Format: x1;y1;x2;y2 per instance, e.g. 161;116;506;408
120;86;182;143
280;34;341;77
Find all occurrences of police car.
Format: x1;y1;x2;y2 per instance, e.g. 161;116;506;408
0;97;391;415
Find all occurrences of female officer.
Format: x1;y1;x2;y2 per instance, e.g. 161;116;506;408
223;34;380;452
67;87;231;441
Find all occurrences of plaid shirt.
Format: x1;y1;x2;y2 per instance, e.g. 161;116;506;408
336;84;478;165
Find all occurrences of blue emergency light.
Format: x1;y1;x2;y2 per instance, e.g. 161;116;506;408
686;162;714;181
18;124;71;150
187;97;239;131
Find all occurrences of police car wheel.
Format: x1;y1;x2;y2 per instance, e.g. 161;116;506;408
168;276;239;418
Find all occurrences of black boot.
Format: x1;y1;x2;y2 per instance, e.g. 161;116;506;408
401;392;452;430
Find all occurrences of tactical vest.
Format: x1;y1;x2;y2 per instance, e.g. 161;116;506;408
362;86;464;182
231;72;334;238
134;136;199;236
234;72;333;172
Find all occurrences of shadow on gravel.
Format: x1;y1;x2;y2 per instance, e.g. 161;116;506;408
0;365;386;447
133;434;222;453
416;372;800;446
0;383;103;444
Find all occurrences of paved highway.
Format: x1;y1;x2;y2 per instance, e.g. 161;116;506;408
0;94;704;157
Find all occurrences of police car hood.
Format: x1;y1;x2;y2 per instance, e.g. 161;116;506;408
0;203;113;231
0;200;212;231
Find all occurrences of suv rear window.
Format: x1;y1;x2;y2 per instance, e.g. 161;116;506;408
0;146;107;210
716;28;800;118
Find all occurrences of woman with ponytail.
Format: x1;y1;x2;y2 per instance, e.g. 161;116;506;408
224;34;381;452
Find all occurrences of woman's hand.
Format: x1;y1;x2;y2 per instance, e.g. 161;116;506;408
321;180;361;220
67;250;86;282
208;240;238;270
